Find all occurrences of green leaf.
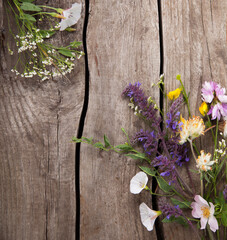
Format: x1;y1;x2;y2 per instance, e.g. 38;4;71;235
125;153;148;161
58;49;74;57
39;30;56;38
70;41;82;48
93;142;104;149
115;144;133;151
162;216;188;227
81;137;93;144
203;173;210;183
21;2;42;12
156;176;173;193
19;0;34;2
72;137;83;143
221;204;227;227
171;198;191;209
104;135;110;147
139;166;156;177
20;13;36;22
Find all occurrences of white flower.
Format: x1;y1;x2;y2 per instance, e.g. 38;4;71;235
191;195;219;232
196;150;215;172
130;171;148;194
60;3;82;31
179;116;205;144
139;203;162;231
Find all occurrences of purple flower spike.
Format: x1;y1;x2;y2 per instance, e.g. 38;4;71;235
223;185;227;203
159;203;183;219
122;83;161;124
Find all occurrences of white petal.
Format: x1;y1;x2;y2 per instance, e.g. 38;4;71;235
200;216;208;229
218;94;227;103
139;203;157;231
208;215;219;232
60;3;82;31
194;195;209;207
130;172;148;194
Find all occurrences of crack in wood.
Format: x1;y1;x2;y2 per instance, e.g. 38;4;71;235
75;1;90;239
154;1;165;240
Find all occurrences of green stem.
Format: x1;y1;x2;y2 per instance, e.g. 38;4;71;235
200;172;204;197
207;115;215;141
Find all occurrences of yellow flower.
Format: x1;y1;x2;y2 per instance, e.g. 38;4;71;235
199;102;208;116
179;116;205;144
167;88;181;100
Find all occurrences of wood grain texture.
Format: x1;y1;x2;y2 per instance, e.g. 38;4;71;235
80;0;160;239
0;1;84;239
161;0;227;239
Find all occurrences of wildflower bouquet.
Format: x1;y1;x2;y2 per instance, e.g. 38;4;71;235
7;0;83;81
73;76;227;240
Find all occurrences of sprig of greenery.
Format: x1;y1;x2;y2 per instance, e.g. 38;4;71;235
7;0;84;81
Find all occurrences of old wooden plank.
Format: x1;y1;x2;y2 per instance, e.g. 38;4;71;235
80;1;160;239
161;0;227;239
0;1;84;239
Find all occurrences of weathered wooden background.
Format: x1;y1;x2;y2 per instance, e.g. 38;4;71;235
0;0;226;239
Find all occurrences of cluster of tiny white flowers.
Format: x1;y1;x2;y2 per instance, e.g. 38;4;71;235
127;98;142;115
11;27;83;82
214;138;226;162
16;30;44;53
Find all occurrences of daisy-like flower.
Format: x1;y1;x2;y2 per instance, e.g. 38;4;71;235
196;150;215;172
130;172;148;194
191;195;218;232
179;116;205;144
167;88;181;100
199;102;208;116
139;203;162;231
201;81;227;120
59;3;82;31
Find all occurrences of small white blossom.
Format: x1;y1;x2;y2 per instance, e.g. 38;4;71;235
130;172;148;194
59;3;82;31
139;203;162;231
196;150;215;172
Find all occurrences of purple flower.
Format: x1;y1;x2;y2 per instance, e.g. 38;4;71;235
223;185;227;203
152;155;176;179
132;129;158;155
159;203;183;219
166;95;184;132
122;83;161;125
207;103;227;120
201;81;227;120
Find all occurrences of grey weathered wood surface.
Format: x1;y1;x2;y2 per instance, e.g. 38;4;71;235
162;0;227;239
0;0;226;239
80;0;160;239
0;0;84;239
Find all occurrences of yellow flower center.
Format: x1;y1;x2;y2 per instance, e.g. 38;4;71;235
201;206;210;218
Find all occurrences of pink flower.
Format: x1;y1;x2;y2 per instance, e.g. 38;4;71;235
191;195;218;232
201;81;227;120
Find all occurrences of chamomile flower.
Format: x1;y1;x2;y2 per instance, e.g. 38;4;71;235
196;150;215;172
